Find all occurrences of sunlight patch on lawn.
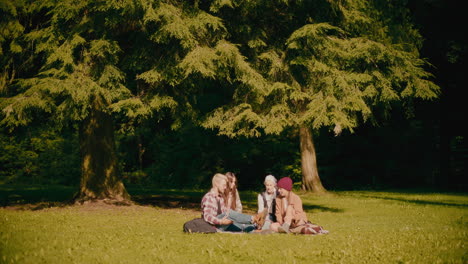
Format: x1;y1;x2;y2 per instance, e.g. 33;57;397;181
0;190;466;264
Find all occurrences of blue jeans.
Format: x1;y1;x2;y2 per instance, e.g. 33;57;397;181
217;210;256;232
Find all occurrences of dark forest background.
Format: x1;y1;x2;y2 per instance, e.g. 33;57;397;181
0;0;466;192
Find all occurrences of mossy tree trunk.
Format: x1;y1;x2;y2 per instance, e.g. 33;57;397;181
74;96;130;204
299;126;327;193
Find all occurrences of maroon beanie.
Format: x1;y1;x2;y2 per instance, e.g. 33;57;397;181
277;177;293;191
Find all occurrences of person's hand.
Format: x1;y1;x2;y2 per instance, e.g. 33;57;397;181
220;218;233;225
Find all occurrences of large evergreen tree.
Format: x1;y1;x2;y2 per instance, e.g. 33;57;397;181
1;0;145;203
0;0;441;196
0;0;266;202
202;0;439;192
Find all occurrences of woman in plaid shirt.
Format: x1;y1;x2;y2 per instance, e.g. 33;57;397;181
201;173;266;232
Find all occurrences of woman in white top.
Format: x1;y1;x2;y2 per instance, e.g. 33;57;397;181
224;172;243;212
257;175;277;230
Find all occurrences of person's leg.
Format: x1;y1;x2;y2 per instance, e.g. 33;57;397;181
227;223;256;232
278;207;294;233
270;222;280;232
224;210;254;224
261;214;274;230
243;224;256;232
217;212;256;232
290;225;304;234
216;213;236;232
216;223;229;232
218;223;255;232
261;220;271;230
217;212;227;219
283;206;294;226
224;224;242;232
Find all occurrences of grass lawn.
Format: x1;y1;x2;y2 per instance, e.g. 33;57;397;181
0;185;467;263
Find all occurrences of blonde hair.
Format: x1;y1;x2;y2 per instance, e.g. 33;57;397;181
264;175;277;185
212;173;227;188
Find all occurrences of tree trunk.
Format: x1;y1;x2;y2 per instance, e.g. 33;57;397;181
74;96;131;204
299;126;326;193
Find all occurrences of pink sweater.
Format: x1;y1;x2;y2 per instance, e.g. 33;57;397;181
275;191;308;227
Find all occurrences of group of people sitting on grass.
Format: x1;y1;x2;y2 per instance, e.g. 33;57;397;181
199;172;328;234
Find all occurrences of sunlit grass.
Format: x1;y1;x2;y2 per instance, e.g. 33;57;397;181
0;188;466;264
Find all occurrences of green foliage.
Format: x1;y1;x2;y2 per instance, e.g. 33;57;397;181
0;189;466;263
110;96;177;133
0;0;42;97
0;134;38;183
0;130;80;185
203;103;264;138
203;0;440;138
116;121;302;189
0;0;450;192
0;0;262;195
146;2;226;50
1;0;237;132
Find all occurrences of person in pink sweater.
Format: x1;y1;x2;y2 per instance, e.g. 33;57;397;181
270;177;308;233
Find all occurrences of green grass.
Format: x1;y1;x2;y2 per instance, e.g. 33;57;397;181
0;186;467;264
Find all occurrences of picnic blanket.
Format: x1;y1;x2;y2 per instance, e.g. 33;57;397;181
290;222;329;235
217;222;329;235
183;218;329;235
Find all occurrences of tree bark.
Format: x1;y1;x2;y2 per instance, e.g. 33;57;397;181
74;96;131;204
299;126;327;193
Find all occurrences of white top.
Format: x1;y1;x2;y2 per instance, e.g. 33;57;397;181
227;189;243;213
257;191;276;214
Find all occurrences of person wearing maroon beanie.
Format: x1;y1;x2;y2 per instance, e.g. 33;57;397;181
270;177;308;234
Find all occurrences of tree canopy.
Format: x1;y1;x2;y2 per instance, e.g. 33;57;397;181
199;0;439;191
0;0;446;197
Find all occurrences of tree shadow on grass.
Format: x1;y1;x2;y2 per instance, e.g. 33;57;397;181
1;185;346;213
126;186;205;210
0;185;76;210
131;190;345;213
237;200;344;214
355;194;468;208
131;194;202;210
302;203;344;213
0;185;207;211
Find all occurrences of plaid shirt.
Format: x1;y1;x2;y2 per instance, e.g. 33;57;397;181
201;190;227;225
